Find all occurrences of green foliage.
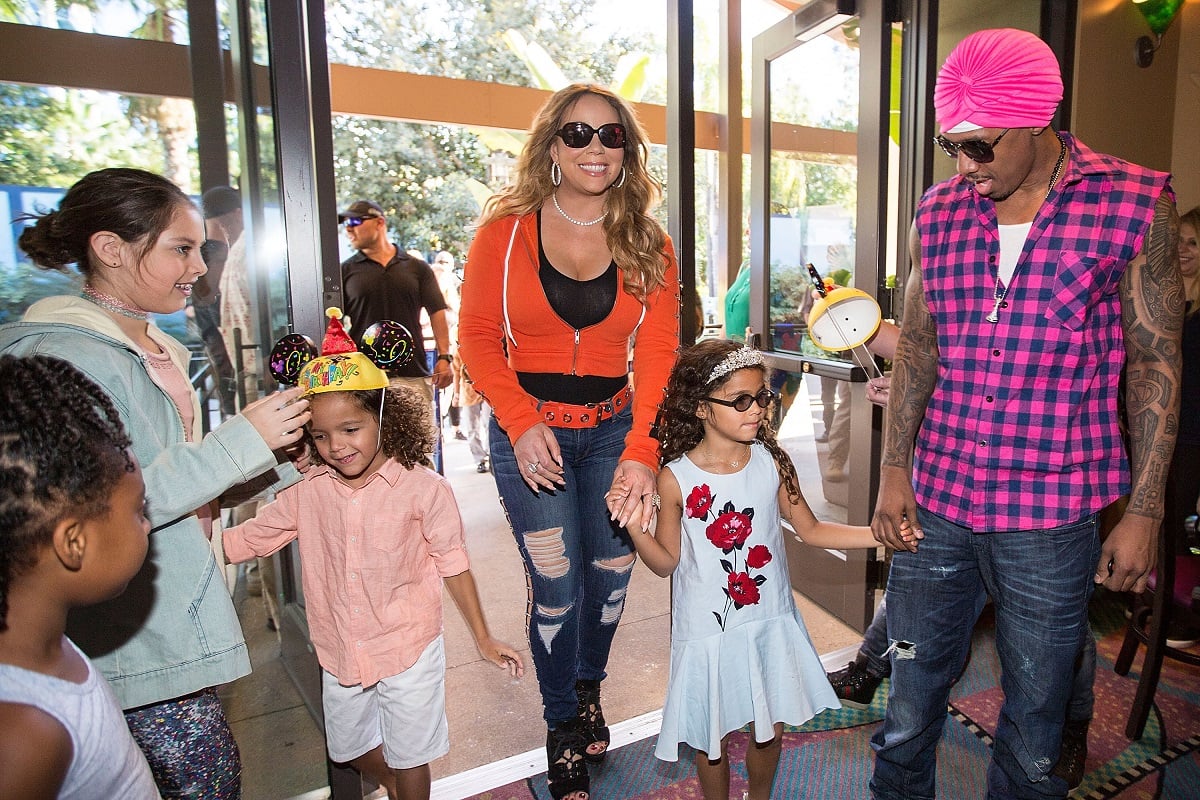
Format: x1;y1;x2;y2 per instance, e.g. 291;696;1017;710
0;85;159;186
332;116;490;257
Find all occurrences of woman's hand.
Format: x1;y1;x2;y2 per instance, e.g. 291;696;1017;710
241;387;311;450
513;424;565;492
607;460;657;530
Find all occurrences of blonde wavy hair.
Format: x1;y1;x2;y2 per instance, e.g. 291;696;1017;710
478;83;669;302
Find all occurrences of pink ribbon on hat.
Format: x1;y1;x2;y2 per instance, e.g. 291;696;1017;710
934;28;1063;133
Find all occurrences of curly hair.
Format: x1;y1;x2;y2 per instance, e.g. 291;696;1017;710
477;83;669;302
656;340;802;504
0;355;134;631
17;167;194;278
306;386;434;471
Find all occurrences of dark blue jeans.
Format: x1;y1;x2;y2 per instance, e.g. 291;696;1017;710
870;507;1099;800
488;406;636;724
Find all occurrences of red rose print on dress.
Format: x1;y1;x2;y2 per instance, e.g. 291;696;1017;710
727;572;761;606
745;544;772;569
706;509;753;550
686;484;714;519
686;484;771;630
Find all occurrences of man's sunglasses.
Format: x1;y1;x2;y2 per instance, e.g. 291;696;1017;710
200;239;228;267
555;122;627;149
705;389;776;412
341;215;380;228
933;128;1010;164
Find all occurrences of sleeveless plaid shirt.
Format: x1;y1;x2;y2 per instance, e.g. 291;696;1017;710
913;133;1171;531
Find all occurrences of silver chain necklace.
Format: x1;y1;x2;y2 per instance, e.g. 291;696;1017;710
552;193;606;227
986;135;1067;324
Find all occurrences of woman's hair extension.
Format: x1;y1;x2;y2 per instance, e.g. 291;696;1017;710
0;354;134;630
305;385;434;470
655;339;802;504
477;83;669;303
16;167;193;278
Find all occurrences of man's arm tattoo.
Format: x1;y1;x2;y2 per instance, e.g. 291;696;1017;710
882;230;938;469
1122;191;1183;520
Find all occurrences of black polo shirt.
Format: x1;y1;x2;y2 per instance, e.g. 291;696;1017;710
340;245;447;378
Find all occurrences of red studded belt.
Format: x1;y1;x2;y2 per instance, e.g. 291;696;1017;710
537;385;632;429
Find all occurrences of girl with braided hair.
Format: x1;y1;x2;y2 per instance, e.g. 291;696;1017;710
622;339;915;800
0;354;160;798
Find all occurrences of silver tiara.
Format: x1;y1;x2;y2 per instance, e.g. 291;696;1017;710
706;346;765;384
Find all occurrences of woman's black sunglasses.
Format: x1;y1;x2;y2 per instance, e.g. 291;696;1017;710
555;122;627;149
933;128;1010;164
705;389;776;412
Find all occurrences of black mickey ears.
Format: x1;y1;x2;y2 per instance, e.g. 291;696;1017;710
359;320;416;370
269;333;318;385
267;319;416;387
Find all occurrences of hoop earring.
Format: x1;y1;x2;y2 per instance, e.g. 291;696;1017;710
613;166;627;189
551;162;562;187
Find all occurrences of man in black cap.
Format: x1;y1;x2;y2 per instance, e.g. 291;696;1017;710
338;199;453;433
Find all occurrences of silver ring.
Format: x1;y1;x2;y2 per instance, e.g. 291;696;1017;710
528;461;540;474
651;493;661;510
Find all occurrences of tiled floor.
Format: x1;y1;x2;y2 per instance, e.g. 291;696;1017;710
220;428;867;800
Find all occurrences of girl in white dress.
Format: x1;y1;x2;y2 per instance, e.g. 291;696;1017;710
620;340;915;800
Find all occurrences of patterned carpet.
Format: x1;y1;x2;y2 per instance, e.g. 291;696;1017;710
468;590;1200;799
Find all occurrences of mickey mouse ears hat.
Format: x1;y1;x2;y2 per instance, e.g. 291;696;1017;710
268;308;415;396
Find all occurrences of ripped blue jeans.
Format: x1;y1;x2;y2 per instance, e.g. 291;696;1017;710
489;407;636;724
870;507;1099;800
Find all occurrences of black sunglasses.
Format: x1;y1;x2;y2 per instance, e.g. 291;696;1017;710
933;128;1010;164
555;122;627;149
341;215;380;228
200;239;229;267
705;389;776;412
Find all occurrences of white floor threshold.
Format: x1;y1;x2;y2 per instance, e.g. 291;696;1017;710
284;644;861;800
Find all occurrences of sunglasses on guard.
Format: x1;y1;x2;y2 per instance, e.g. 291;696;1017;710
933;128;1010;164
555;122;627;149
341;214;380;229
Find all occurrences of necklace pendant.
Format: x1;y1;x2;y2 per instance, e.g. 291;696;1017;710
985;297;1002;323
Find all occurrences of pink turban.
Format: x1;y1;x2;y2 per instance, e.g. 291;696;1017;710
934;28;1063;133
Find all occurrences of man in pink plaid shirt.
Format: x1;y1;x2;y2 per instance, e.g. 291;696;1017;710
869;28;1182;800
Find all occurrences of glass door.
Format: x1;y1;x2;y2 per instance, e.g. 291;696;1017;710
748;0;900;632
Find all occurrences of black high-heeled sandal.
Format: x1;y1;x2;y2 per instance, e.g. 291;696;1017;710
546;720;590;800
575;679;610;764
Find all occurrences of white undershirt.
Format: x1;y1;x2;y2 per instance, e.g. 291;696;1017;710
997;222;1032;286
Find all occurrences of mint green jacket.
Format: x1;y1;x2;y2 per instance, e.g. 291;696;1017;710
0;297;300;709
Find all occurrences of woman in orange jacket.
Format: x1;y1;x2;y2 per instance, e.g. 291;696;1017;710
458;84;679;800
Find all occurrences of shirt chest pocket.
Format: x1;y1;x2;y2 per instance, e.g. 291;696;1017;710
1045;252;1122;332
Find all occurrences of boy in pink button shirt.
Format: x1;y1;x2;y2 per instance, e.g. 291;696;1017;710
223;310;523;800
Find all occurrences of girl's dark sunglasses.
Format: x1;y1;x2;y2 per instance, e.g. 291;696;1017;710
555;122;627;149
933;128;1009;164
705;389;776;412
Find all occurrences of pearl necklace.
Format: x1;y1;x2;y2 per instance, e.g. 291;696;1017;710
986;135;1067;324
81;284;150;321
552;193;606;227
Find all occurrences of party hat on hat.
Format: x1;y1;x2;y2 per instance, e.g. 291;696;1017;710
296;307;389;395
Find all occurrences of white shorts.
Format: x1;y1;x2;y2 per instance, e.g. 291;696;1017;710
321;635;449;769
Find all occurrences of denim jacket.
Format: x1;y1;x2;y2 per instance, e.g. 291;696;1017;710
0;296;300;709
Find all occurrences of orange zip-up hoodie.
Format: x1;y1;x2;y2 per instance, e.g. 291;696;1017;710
458;213;680;472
